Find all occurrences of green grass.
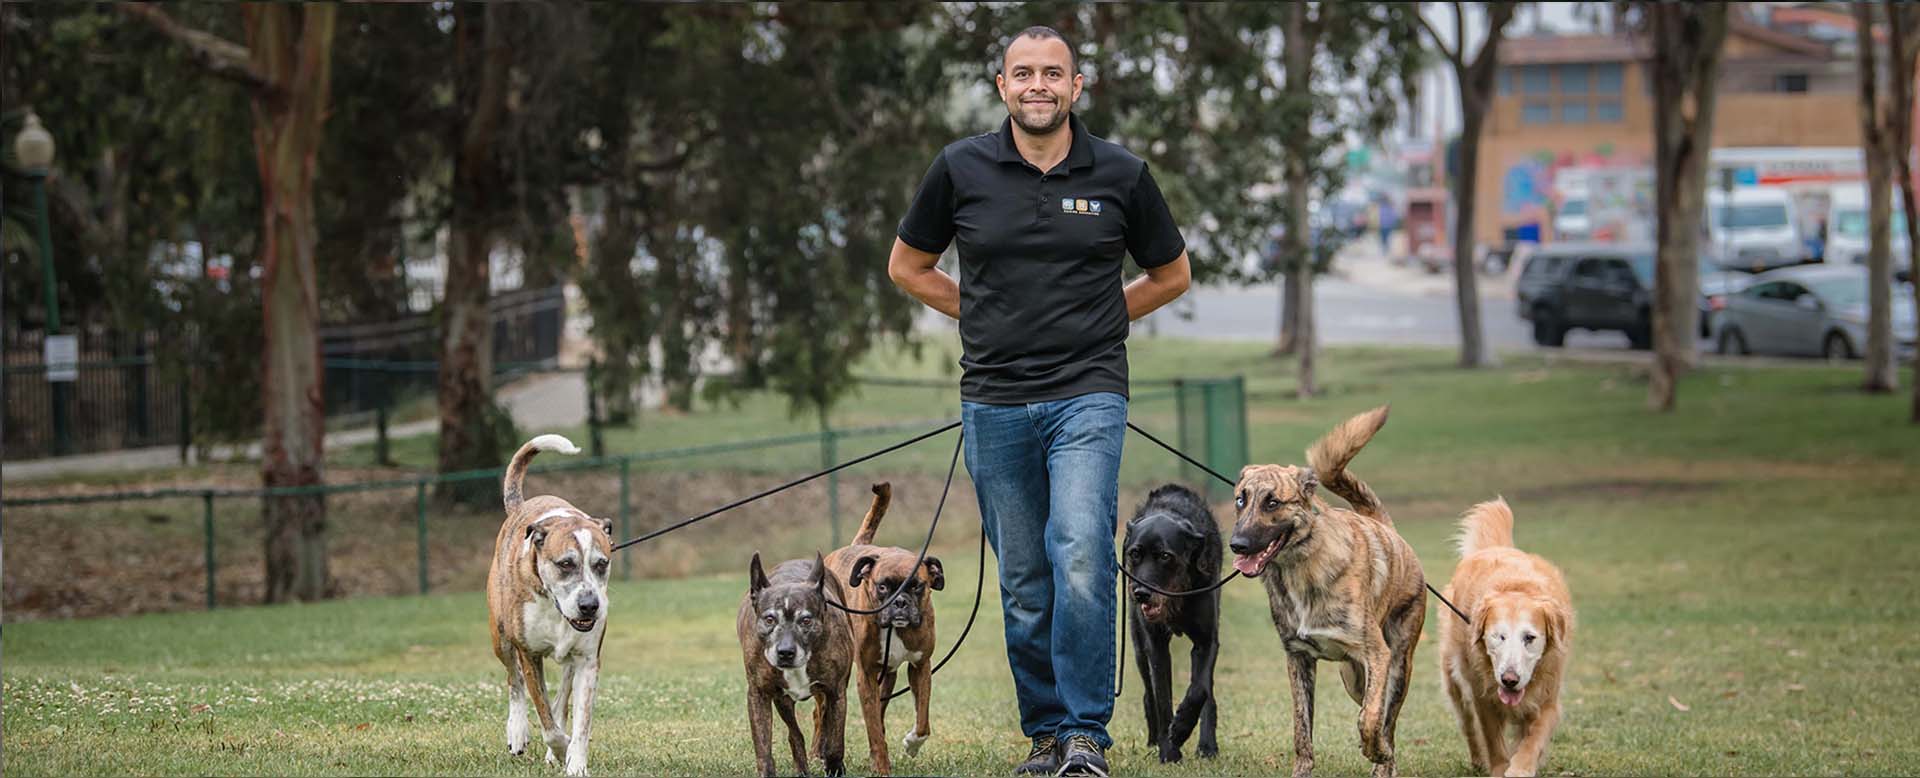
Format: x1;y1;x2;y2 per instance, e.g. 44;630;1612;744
6;339;1920;775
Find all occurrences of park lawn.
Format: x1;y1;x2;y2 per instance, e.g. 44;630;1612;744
6;340;1919;775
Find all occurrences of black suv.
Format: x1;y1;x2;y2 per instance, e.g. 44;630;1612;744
1516;244;1654;349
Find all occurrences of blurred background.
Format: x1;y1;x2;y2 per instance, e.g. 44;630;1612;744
3;2;1916;619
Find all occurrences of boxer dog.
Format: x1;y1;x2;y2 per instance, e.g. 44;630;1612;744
823;483;945;775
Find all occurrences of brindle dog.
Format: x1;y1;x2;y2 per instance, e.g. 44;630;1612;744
738;552;854;778
1227;406;1426;778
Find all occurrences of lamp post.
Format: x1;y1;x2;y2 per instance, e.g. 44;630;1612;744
15;110;70;455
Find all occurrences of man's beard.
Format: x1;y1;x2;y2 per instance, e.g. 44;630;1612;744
1009;97;1069;135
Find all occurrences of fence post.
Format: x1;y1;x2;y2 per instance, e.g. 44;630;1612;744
619;457;632;581
821;415;839;548
375;367;392;466
178;368;192;464
587;361;605;458
416;480;429;595
202;491;216;610
1174;378;1192;486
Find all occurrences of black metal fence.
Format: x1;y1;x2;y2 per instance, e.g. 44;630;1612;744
2;285;565;461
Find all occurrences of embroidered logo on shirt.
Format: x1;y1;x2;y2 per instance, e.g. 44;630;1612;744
1062;198;1102;216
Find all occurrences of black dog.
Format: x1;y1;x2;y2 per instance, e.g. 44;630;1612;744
1123;483;1223;763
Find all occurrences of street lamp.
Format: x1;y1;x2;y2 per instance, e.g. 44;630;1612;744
14;109;70;455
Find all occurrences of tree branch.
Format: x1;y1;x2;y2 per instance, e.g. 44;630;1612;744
1469;2;1519;73
119;4;274;94
1415;4;1463;70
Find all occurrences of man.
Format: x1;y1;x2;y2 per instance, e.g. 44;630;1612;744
887;26;1191;778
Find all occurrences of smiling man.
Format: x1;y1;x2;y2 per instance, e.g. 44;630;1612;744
887;25;1191;778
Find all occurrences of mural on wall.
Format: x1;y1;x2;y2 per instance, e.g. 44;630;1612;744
1498;144;1650;243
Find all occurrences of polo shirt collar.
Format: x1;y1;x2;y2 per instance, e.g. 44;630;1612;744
995;113;1094;172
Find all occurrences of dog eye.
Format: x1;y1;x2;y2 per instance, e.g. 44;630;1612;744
762;615;776;627
799;616;814;627
1235;493;1246;508
557;559;577;571
1263;498;1281;511
1523;633;1536;646
1159;551;1174;562
592;560;609;576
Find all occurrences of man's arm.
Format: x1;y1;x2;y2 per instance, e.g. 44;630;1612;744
1124;250;1191;321
888;238;961;320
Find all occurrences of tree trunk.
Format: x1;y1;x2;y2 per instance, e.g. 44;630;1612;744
1647;4;1727;412
1283;2;1316;396
1274;272;1301;356
1857;3;1900;392
437;4;513;504
657;233;695;412
1451;107;1492;368
1886;2;1920;420
249;5;337;603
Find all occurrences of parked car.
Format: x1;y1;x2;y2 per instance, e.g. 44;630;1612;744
1707;186;1803;272
1824;184;1911;271
1715;265;1917;361
1517;243;1654;348
1554;193;1591;242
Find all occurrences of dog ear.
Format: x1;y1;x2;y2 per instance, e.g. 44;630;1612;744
1541;598;1573;645
810;551;826;591
1470;598;1495;647
1297;467;1319;500
750;552;770;595
922;557;945;591
597;517;615;538
848;555;879;588
525;524;549;549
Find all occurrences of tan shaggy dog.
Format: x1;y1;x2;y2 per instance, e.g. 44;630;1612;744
1437;498;1574;778
1228;405;1426;778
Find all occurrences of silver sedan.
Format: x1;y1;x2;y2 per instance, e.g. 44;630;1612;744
1714;265;1917;361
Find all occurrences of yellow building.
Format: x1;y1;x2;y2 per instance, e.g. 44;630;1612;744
1476;19;1858;247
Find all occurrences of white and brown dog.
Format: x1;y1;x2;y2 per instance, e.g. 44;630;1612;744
488;434;614;777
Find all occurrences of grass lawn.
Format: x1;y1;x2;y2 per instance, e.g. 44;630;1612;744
5;339;1919;775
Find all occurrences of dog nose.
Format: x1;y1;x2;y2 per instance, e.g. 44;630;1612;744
1500;672;1520;690
1228;536;1253;555
776;648;796;664
1131;588;1150;603
577;600;598;617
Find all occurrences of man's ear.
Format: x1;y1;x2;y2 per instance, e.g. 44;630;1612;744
848;555;879;588
922;557;945;591
750;552;769;595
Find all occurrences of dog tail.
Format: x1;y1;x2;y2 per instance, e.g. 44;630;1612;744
852;483;892;546
1457;497;1516;557
503;434;581;513
1305;404;1391;524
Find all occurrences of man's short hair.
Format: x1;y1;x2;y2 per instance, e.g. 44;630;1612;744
1002;25;1078;75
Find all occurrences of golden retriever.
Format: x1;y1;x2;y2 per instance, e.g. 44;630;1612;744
1437;498;1574;778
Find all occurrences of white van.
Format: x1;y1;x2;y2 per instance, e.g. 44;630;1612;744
1706;187;1803;272
1825;185;1910;271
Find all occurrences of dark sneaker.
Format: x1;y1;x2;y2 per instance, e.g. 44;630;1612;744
1014;735;1059;776
1056;735;1109;777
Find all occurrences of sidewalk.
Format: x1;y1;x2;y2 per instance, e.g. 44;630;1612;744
2;370;591;484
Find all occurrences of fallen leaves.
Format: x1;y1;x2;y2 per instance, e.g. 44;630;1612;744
1668;695;1691;712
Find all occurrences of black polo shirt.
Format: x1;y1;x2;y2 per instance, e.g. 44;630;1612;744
897;114;1185;404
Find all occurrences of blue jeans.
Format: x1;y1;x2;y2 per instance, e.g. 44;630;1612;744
963;391;1126;749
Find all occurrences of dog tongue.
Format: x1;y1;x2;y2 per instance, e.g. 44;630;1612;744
1498;687;1523;706
1231;555;1264;576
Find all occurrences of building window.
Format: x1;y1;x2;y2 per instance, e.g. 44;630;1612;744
1521;65;1552;94
1596;63;1623;94
1499;68;1513;95
1522;101;1553;124
1561;101;1589;123
1558;64;1590;94
1594;100;1623;122
1776;73;1809;93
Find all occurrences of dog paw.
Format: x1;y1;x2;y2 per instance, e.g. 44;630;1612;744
1158;746;1184;764
1369;761;1395;778
902;731;927;757
544;748;560;767
564;754;590;777
823;757;845;777
1197;741;1218;759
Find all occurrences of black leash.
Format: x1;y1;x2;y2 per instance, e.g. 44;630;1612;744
1122;420;1470;625
612;421;960;552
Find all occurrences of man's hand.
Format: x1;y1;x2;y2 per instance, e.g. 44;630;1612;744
888;238;961;320
1125;251;1191;321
